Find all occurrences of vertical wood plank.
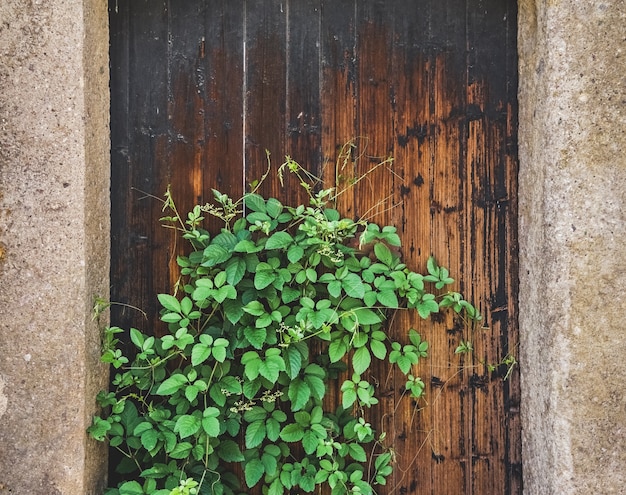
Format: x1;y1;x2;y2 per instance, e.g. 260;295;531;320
387;1;439;491
285;0;322;181
320;0;357;212
203;0;246;211
244;0;288;198
110;0;170;336
166;0;209;292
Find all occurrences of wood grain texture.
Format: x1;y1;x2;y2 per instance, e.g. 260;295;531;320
109;0;520;492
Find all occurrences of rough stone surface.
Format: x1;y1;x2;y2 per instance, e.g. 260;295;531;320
0;0;110;493
518;1;626;493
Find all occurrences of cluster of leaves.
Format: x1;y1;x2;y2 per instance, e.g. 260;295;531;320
89;183;480;495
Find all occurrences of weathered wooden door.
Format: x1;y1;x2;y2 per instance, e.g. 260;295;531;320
109;0;520;493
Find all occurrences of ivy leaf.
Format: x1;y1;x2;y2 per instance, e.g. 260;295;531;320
157;294;181;313
244;327;267;349
305;374;326;400
217;440;245;462
349;443;367;462
244;300;266;316
373;242;393;267
244;193;266;213
328;339;347;363
201;416;219;437
288;378;311;412
266;231;293;250
191;343;211;366
396;355;412;375
352;347;372;375
377;290;399;308
245;459;265;488
287;244;304;262
245;420;267;449
174;415;201;439
254;269;276;290
370;339;387;360
353;308;383;325
264;418;280;442
302;430;320;455
118;481;144;495
223;298;244;324
265;197;284;218
169;442;193;459
342;273;366;299
280;423;304;442
155;374;187;396
416;297;440;319
268;478;284;495
129;328;144;349
342;387;357;409
258;353;285;383
285;346;303;379
202;244;232;267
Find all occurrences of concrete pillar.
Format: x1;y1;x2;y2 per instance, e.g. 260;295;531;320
518;1;626;493
0;0;109;493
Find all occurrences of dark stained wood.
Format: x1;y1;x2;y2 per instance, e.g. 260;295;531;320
109;0;520;493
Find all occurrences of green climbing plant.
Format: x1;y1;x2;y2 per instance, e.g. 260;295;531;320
89;159;481;495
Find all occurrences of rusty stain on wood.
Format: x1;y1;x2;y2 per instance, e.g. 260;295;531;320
109;0;520;493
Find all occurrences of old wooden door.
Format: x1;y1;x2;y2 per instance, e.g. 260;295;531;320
109;0;520;493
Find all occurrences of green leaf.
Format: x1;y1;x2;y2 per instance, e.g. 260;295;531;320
129;328;144;349
223;298;244;324
244;300;266;316
266;418;282;442
198;415;219;437
377;290;399;308
245;458;265;488
342;387;357;409
246;420;267;449
280;423;304;442
225;257;247;285
349;443;367;462
417;298;440;319
191;343;211;366
396;355;412;375
288;379;311;412
155;374;187;396
118;481;144;495
202;244;232;267
266;231;293;250
305;375;326;400
426;256;439;277
287;244;304;262
158;294;181;313
175;415;201;439
245;326;267;349
342;273;366;299
370;339;387;360
217;440;245;462
245;193;266;213
302;430;319;455
259;354;285;383
352;347;372;375
354;308;383;325
285;346;303;378
169;442;193;459
255;269;276;290
266;197;284;218
374;242;393;266
328;339;347;363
